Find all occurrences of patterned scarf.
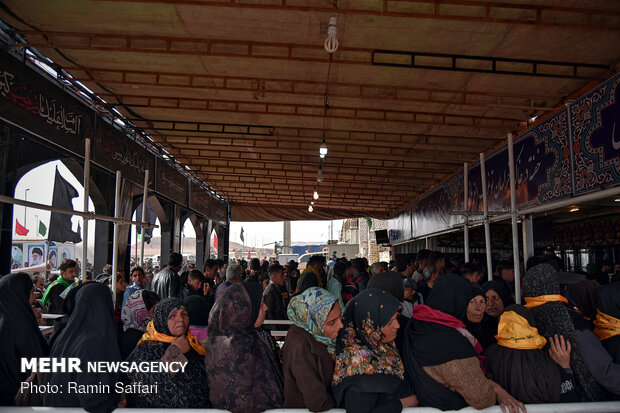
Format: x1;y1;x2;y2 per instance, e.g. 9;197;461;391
122;290;151;332
333;289;404;387
287;287;338;355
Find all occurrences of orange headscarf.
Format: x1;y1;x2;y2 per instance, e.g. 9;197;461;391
593;310;620;341
138;320;206;355
495;310;547;350
523;294;568;309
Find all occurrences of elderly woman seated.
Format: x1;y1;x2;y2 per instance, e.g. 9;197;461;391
401;273;525;412
124;297;210;408
282;287;343;411
332;288;418;413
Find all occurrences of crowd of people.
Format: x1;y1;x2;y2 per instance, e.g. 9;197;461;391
1;248;619;413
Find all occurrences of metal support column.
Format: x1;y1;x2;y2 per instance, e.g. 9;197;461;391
81;138;91;280
463;162;470;262
522;215;535;271
508;133;522;303
139;169;149;266
111;171;121;306
480;153;493;281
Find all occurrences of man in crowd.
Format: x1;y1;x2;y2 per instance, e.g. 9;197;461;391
152;252;183;299
461;262;483;284
296;255;327;293
263;263;289;321
396;255;416;279
370;261;388;277
179;270;208;299
494;260;515;303
41;259;78;313
215;263;243;300
203;259;220;289
246;258;262;283
413;249;431;281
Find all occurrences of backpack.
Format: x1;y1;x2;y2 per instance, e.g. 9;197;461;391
342;276;362;303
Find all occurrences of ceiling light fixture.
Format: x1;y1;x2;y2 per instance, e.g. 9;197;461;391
324;16;338;54
313;188;319;200
308;204;314;212
319;138;328;158
317;165;323;182
615;198;620;202
569;206;579;212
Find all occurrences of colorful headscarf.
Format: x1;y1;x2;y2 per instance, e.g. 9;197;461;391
287;287;338;354
122;290;152;332
332;289;404;405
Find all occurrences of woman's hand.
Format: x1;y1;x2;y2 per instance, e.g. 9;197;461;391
549;334;571;369
171;336;191;354
489;380;526;413
399;394;419;408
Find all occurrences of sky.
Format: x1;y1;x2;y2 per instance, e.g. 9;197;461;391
12;161;344;262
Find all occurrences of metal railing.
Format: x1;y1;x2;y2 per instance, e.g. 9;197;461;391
2;401;620;412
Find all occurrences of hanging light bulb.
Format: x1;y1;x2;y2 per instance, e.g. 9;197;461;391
324;16;338;54
319;138;328;159
313;188;319;200
317;166;323;182
310;201;315;205
308;204;314;212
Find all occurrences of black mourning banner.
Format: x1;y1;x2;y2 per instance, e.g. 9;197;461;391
136;202;157;244
48;167;82;243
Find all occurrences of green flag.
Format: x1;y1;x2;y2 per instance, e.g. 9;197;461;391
365;217;372;230
39;221;47;236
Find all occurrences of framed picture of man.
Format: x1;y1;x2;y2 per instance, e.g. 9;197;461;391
48;247;58;269
28;244;46;267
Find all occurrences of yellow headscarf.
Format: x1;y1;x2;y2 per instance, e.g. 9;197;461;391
495;310;547;350
138;320;206;355
593;310;620;341
523;294;568;309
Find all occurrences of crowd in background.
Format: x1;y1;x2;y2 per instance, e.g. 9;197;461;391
1;247;620;413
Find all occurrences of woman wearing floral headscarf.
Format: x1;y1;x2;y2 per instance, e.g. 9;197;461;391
282;287;343;411
332;288;418;413
124;297;209;408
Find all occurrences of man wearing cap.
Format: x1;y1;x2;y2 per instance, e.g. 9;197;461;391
263;262;289;321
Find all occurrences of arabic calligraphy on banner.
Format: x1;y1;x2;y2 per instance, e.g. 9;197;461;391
390;75;620;241
0;68;82;135
93;124;156;186
155;158;188;206
570;73;620;195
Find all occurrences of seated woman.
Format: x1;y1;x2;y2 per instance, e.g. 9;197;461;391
118;290;159;359
283;287;343;411
206;282;283;413
0;273;48;405
481;280;512;348
124;297;210;408
594;281;620;363
401;273;525;412
44;282;121;412
332;288;418;413
523;263;618;399
463;285;488;346
486;304;579;402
